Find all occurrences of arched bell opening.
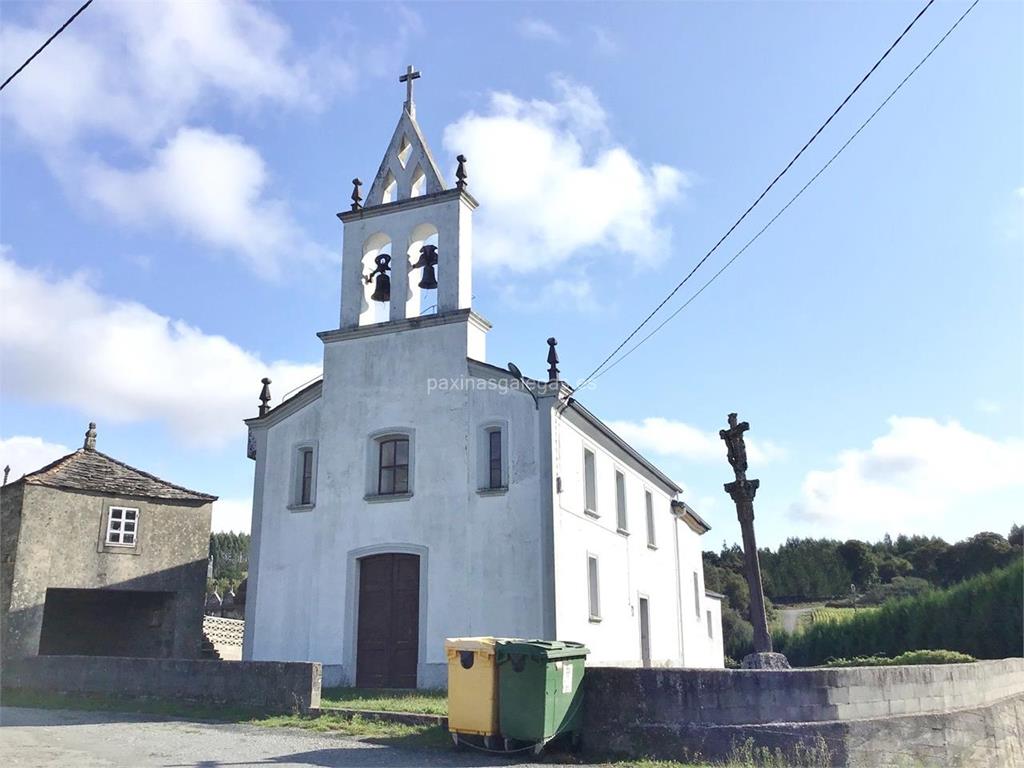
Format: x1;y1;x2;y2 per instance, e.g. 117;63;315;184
406;223;439;318
361;232;392;325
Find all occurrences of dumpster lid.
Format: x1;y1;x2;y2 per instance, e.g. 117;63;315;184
496;639;589;660
445;636;503;652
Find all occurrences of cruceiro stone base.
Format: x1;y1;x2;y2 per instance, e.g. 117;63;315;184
742;651;791;670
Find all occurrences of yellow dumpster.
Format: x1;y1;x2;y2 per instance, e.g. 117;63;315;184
445;636;501;740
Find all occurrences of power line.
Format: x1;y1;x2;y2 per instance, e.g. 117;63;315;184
575;0;937;391
583;0;981;387
1;0;94;92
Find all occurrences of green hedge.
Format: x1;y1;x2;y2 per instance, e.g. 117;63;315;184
823;650;975;667
778;560;1023;666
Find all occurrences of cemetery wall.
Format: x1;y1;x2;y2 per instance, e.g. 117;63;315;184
584;658;1024;767
3;655;321;713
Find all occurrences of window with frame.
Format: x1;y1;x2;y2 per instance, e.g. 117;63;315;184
583;448;597;515
106;506;138;547
297;447;314;505
693;572;701;618
645;490;657;547
615;471;628;532
707;610;714;639
488;428;503;489
587;555;601;621
378;437;410;495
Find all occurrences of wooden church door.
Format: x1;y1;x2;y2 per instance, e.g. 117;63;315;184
356;553;420;688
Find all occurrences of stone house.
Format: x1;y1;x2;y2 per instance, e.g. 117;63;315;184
242;71;724;688
1;424;216;662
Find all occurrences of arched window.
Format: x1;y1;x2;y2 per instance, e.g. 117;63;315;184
366;429;415;500
290;441;318;509
477;421;508;493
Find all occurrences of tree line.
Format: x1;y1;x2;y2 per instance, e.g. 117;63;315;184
704;526;1023;661
208;531;250;595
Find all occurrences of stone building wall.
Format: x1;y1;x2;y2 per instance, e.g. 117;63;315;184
3;483;211;660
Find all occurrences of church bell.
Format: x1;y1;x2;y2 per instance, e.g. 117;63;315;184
366;254;392;302
370;274;391;302
415;244;438;290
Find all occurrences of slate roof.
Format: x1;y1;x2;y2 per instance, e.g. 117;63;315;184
20;448;217;503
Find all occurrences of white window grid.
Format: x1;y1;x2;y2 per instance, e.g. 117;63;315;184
106;506;139;547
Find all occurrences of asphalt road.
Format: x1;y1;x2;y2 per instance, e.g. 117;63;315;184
0;708;581;768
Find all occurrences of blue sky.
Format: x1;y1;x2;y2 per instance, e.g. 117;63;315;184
1;1;1021;546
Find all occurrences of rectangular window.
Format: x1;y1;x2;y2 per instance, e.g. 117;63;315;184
106;507;138;547
488;429;503;489
587;555;601;620
707;610;714;639
645;491;656;547
378;438;409;495
693;572;701;618
615;471;628;532
583;448;597;515
299;448;314;505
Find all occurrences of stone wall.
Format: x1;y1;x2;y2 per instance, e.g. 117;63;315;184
583;659;1024;767
3;655;321;713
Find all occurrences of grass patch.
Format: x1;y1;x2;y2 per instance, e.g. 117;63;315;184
822;649;975;667
320;686;448;715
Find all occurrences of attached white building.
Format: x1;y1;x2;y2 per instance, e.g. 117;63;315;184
242;74;724;687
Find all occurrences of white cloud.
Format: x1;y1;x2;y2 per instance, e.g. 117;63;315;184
443;78;689;273
0;1;318;151
84;128;327;279
790;417;1024;530
0;254;321;447
606;417;785;465
518;18;564;43
0;1;417;277
0;436;71;483
212;497;253;534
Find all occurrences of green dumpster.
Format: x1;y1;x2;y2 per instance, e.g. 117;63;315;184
496;640;589;749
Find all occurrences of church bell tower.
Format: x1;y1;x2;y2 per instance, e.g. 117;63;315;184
338;66;478;329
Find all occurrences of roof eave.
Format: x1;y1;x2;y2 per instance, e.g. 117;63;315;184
563;398;683;494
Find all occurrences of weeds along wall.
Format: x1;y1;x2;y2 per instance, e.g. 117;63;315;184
777;560;1023;667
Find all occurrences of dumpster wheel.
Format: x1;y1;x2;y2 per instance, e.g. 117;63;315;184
451;732;540;756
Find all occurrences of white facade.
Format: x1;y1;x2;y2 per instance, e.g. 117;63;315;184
243;85;723;687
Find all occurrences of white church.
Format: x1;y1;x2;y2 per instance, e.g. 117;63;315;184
242;68;724;688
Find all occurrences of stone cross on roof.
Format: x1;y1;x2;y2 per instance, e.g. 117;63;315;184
399;65;421;117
